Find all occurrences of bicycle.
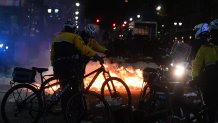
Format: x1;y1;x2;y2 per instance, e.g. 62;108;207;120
1;66;112;123
83;58;132;109
136;66;209;123
169;87;209;123
64;58;132;122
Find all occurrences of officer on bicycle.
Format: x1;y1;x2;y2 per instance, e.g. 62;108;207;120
190;19;218;122
50;21;109;111
78;24;110;64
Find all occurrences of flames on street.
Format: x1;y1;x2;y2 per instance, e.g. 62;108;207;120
84;60;144;92
44;59;144;94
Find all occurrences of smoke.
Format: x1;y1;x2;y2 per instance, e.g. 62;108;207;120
0;56;158;87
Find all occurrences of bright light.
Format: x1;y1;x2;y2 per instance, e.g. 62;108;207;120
122;24;126;28
129;18;133;21
174;65;185;78
170;63;174;67
54;9;59;13
124;21;127;24
75;2;80;7
162;25;165;27
5;46;8;49
96;19;100;23
75;16;79;20
174;22;178;26
113;27;116;30
182;36;184;39
137;14;141;18
47;9;52;13
0;44;3;48
76;26;79;28
179;22;183;26
75;11;79;15
119;35;123;37
112;23;116;27
156;5;161;11
189;36;192;39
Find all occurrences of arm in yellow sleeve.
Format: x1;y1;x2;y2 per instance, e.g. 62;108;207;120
73;36;97;57
88;38;107;53
192;46;205;79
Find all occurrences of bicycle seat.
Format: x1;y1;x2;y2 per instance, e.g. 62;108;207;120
32;67;48;73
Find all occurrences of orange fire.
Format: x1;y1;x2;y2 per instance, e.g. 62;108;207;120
42;59;144;94
84;60;144;92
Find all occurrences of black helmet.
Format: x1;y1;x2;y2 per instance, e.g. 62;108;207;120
64;21;76;29
63;21;77;33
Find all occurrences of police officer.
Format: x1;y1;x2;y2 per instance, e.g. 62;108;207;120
50;21;108;111
191;19;218;123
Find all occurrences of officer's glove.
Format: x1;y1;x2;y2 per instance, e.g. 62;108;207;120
105;50;112;57
93;55;104;64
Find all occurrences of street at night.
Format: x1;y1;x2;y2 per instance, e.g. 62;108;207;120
1;0;218;123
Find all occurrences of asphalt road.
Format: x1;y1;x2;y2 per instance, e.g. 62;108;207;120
0;87;130;123
1;85;218;123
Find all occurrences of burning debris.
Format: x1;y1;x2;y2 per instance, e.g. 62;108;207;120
84;58;157;92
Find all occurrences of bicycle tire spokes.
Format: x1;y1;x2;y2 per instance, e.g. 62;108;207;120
101;77;132;110
2;84;41;123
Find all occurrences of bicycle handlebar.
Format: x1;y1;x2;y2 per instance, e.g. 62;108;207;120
90;56;105;65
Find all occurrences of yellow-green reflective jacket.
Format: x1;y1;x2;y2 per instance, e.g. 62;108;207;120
192;43;218;79
50;32;107;65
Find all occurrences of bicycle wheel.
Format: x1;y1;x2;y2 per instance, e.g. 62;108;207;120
65;90;112;123
101;77;132;123
1;84;42;123
101;77;132;109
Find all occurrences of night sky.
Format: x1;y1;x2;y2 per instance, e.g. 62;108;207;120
81;0;163;29
82;0;133;29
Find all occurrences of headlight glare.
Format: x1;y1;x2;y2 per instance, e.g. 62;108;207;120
174;65;185;78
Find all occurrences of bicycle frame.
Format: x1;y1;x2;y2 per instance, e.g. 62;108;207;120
84;64;110;91
83;62;122;99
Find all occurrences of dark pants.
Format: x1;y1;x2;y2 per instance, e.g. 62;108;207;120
199;65;218;122
53;59;85;111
